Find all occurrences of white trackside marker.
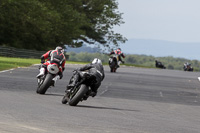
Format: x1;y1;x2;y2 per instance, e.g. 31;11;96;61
198;77;200;81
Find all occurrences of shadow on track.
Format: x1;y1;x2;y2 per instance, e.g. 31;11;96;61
44;93;64;96
76;105;140;112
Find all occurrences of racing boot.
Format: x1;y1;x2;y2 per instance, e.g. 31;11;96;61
36;67;45;78
90;90;97;97
51;75;60;87
65;88;71;96
83;90;91;100
62;90;70;104
117;61;121;68
50;80;55;87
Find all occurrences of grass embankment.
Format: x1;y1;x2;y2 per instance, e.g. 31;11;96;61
0;56;90;71
0;56;155;71
124;63;155;69
0;57;40;71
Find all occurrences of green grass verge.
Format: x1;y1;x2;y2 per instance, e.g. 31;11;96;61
0;56;40;71
0;56;156;71
124;63;155;68
0;56;91;71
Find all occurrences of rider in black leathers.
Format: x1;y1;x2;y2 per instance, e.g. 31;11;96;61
66;58;105;97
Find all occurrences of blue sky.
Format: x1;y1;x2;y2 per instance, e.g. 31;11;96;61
115;0;200;43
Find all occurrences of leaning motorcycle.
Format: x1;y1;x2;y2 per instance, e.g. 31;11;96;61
36;61;60;94
108;54;119;72
62;71;96;106
183;63;193;72
155;61;166;69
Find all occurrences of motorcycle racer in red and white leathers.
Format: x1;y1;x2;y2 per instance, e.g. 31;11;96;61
36;46;66;80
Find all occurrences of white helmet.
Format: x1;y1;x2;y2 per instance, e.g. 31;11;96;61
55;46;64;53
92;58;102;65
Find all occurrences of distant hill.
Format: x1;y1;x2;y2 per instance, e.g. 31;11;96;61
65;39;200;61
120;39;200;60
65;44;100;53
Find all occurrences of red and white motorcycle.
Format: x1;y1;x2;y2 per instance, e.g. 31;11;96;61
36;61;61;94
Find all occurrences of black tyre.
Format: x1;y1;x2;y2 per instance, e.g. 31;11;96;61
110;68;113;72
68;84;88;106
110;61;116;73
62;95;68;104
36;78;44;93
37;73;53;94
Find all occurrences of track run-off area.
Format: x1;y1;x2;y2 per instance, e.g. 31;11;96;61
0;64;200;133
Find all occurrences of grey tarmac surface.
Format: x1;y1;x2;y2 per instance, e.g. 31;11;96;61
0;64;200;133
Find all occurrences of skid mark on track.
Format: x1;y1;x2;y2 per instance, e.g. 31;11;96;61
99;89;108;96
99;82;113;96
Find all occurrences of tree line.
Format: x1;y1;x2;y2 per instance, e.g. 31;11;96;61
67;52;200;71
0;0;126;51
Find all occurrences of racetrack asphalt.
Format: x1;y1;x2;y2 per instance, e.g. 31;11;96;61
0;64;200;133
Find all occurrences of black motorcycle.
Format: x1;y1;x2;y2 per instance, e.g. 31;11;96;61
155;60;166;69
108;54;119;72
62;71;96;106
183;63;193;71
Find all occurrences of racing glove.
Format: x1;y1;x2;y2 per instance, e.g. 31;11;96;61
41;60;45;64
40;56;45;64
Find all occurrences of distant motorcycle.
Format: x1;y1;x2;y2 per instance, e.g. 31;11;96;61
62;70;97;106
36;62;60;94
183;63;193;72
155;60;166;69
108;54;119;72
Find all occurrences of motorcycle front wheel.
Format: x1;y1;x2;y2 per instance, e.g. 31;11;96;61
36;73;53;94
110;61;117;73
68;84;89;106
